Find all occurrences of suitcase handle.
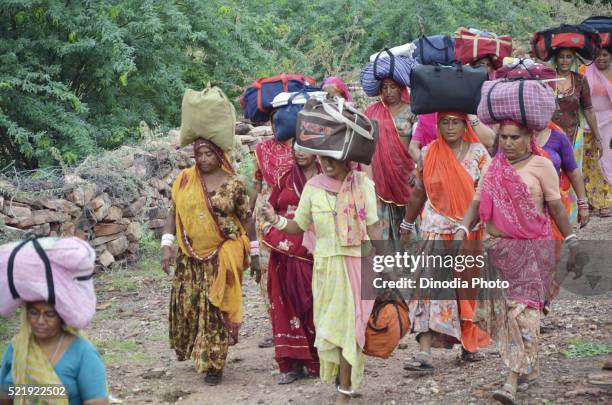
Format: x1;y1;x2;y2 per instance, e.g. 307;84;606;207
7;236;56;305
373;48;395;81
321;100;374;140
418;35;453;64
287;91;310;106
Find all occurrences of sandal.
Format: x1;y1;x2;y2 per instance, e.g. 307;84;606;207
204;372;223;386
277;371;300;385
492;383;517;405
404;351;434;372
599;208;611;218
460;348;485;362
258;336;274;348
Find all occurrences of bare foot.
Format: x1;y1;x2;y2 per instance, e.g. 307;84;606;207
335;393;350;404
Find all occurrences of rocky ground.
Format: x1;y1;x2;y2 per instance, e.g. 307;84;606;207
1;217;611;405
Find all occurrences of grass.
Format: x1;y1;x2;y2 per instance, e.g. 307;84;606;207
562;340;612;359
0;312;19;356
94;337;154;365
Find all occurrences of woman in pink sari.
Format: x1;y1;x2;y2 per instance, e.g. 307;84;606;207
261;156;379;404
580;48;612;217
456;121;577;404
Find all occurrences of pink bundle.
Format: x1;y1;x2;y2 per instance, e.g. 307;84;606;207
0;237;97;329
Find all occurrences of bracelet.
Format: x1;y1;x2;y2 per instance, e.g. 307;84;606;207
564;233;577;242
250;241;259;249
457;225;470;235
161;233;175;248
400;219;416;231
250;248;260;256
470;118;480;128
272;216;288;230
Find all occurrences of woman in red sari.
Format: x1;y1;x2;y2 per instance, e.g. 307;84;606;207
364;78;416;242
457;121;577;404
250;120;295;348
263;149;321;383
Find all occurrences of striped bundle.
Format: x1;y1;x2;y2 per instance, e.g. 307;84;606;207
360;54;417;97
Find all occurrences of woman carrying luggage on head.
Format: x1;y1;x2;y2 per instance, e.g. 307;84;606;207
264;145;321;384
162;88;259;385
360;54;418;243
400;112;491;372
322;77;354;104
261;154;379;404
249;114;295;348
579;47;612;217
551;47;603;225
0;237;108;405
456;120;577;404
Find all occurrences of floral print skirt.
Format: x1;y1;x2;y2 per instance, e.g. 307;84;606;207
583;130;612;210
169;251;230;374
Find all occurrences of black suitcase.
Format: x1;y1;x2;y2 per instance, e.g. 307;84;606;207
410;63;487;115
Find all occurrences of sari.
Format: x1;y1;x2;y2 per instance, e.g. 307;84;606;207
264;164;320;375
364;88;414;241
581;63;612;209
254;139;295;308
169;145;250;374
293;171;378;390
409;112;491;352
476;139;557;375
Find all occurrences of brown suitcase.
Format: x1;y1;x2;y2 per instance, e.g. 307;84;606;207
295;98;378;165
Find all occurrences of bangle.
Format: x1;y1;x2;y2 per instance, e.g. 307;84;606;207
250;241;259;249
250;248;260;256
272;216;288;230
161;233;175;248
564;233;577;242
400;219;416;231
470;118;480;128
457;225;470;235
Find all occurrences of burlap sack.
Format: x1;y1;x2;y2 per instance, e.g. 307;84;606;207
179;86;236;150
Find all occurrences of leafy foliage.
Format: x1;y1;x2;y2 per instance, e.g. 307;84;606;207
1;0;604;169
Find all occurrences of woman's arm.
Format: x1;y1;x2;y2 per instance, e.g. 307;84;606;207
249;158;263;212
408;139;421;162
260;202;305;235
566;168;590;227
548;199;573;237
454;200;481;240
584;109;603;158
402;181;427;223
468;115;495;149
161;207;177;274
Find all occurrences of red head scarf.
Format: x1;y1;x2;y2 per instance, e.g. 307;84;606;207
422;112;481;221
193;138;235;174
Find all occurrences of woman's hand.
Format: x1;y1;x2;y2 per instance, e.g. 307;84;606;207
596;138;604;160
453;229;467;241
250;256;262;283
578;207;590;228
399;229;413;242
161;246;175;275
260;202;277;224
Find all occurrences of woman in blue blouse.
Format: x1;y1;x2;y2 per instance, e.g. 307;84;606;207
1;301;107;405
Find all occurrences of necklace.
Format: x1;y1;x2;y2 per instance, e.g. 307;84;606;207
324;191;337;217
451;140;466;160
555;72;574;99
41;332;65;365
509;153;532;165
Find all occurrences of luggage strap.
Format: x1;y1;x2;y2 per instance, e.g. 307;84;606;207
320;99;373;140
7;236;56;305
486;81;502;122
518;80;528;128
373;48;395;81
419;36;452;64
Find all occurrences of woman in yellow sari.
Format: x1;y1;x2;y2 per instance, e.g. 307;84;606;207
161;137;258;385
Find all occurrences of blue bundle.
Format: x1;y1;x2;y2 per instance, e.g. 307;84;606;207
360;51;418;97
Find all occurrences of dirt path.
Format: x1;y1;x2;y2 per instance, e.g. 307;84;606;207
2;219;611;405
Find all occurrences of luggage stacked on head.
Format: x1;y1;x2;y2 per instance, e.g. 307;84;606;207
411;35;455;65
410;63;488;114
0;237;97;329
477;75;556;131
295;97;378;164
531;24;601;61
270;91;327;141
454;27;513;68
495;58;556;82
180;86;236;150
240;74;317;123
582;16;612;52
360;48;418;97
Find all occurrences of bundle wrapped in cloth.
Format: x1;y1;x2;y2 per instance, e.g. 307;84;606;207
0;237;97;329
360;49;418;97
494;58;556;82
180;86;236;150
478;78;555;131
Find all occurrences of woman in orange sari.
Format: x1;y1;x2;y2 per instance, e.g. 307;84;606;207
400;112;491;372
161;137;257;385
